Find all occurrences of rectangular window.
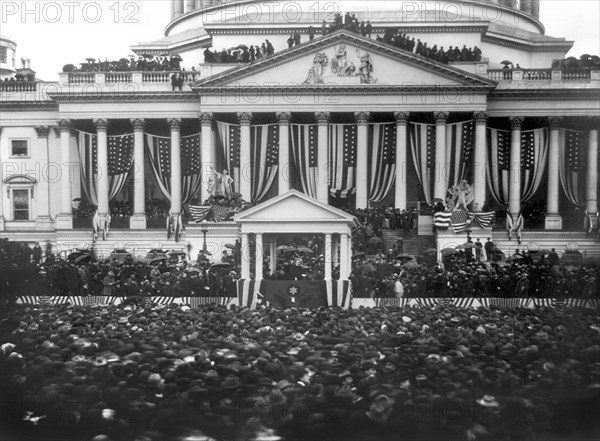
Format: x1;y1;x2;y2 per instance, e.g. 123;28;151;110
11;139;29;157
0;46;7;64
13;189;30;221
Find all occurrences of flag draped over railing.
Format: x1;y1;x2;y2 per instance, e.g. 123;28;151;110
486;128;511;206
145;133;202;204
368;123;396;204
409;123;436;205
250;124;279;202
558;128;587;207
290;124;318;198
77;131;134;205
433;210;495;233
329;124;357;198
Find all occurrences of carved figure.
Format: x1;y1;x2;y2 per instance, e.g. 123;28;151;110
331;44;355;76
303;52;328;85
355;50;377;84
447;180;474;211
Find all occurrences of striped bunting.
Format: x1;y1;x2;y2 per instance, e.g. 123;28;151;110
329;124;357;199
433;211;453;228
368;123;396;204
290;124;318;198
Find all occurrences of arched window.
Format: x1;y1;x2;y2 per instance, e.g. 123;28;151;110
4;175;37;221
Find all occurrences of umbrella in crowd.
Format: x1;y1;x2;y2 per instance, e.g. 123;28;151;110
402;261;420;269
224;243;236;250
456;243;475;249
423;248;438;254
185;266;202;273
150;256;168;264
352;252;366;259
395;255;413;261
210;262;231;270
74;255;92;264
500;60;512;65
296;246;314;254
356;263;376;273
441;248;458;256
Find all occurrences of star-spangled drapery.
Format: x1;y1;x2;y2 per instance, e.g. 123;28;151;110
329;124;357;198
445;120;474;190
290;124;318;198
216;121;241;195
520;128;548;203
368;122;396;204
486;128;511;206
250;124;279;202
145;133;202;204
409;123;436;205
558;128;588;207
77;131;134;205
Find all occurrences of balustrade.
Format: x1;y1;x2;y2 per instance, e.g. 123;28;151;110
105;72;133;83
0;81;38;92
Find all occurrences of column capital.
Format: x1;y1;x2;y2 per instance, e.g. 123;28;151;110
547;116;562;129
509;116;525;130
50;125;60;137
394;111;410;125
93;119;109;132
130;118;146;132
434;112;449;124
315;111;330;125
474;112;488;125
199;112;214;127
34;126;50;139
57;119;72;133
354;111;370;125
276;112;292;125
167;118;182;131
237;112;253;126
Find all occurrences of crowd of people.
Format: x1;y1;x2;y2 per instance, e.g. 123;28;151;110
1;302;599;441
203;41;275;64
62;55;183;73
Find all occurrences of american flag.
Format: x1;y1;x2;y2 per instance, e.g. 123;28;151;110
450;209;472;233
77;131;99;204
181;135;202;204
329;124;357;198
559;129;587;206
216;122;241;194
250;124;279;202
291;124;318;198
368;123;396;203
520;128;547;203
486;128;511;206
145;134;172;199
445;121;474;189
108;134;134;199
409;123;437;204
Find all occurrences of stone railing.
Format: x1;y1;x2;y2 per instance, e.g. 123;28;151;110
488;68;597;82
0;81;39;92
60;71;199;84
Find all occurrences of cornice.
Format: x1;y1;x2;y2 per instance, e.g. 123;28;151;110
198;85;493;96
0;101;58;110
207;24;490;35
489;88;600;101
46;91;199;103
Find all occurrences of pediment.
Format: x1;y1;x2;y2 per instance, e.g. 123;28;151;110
194;30;494;91
235;190;358;225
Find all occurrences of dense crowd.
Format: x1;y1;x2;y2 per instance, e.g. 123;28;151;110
62;55;183;73
203;41;275;64
1;303;599;441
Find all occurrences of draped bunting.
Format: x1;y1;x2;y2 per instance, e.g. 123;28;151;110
520;128;548;203
144;133;202;204
329;124;357;198
485;128;548;206
290;124;318;198
216;121;241;194
250;124;279;202
77;131;134;205
445;120;474;189
368;123;396;204
409;123;436;204
558;129;587;207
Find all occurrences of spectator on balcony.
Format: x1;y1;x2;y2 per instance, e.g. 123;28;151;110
365;21;373;38
293;31;301;46
287;35;294;49
171;73;183;91
308;25;315;40
265;40;275;56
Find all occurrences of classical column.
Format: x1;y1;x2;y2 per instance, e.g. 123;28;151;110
355;111;370;209
315;112;330;203
185;0;195;13
276;112;291;194
93;119;110;217
339;233;349;279
473;112;488;210
324;233;332;280
433;112;449;201
200;112;215;203
269;239;277;275
508;116;524;219
173;0;184;18
545;117;562;229
130;119;146;229
238;112;253;202
57;119;73;229
241;233;250;279
394;112;409;210
34;126;53;230
587;124;599;223
168;118;183;215
255;233;263;281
